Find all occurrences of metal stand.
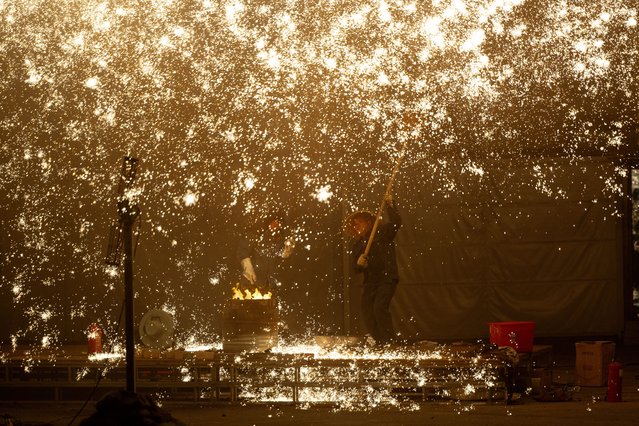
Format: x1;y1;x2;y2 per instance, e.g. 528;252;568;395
105;156;141;394
120;199;140;393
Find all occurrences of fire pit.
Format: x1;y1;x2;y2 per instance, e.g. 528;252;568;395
223;287;279;353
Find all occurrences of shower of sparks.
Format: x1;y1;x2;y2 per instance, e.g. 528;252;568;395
88;352;123;361
0;0;637;382
314;184;334;202
165;338;506;408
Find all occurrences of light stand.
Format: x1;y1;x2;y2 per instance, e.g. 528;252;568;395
106;156;140;393
119;198;140;393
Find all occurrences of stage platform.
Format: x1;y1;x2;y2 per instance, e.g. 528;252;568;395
0;342;515;406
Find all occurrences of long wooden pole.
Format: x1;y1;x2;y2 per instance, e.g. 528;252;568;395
362;139;409;257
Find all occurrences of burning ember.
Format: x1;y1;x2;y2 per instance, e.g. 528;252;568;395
231;285;272;300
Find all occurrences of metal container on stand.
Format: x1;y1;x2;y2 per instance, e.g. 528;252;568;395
223;298;279;352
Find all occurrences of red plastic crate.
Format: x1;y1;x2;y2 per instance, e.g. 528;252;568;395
489;321;535;353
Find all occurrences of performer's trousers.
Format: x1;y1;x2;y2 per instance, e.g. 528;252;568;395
361;279;398;345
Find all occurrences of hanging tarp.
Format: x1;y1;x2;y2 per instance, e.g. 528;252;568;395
348;157;624;340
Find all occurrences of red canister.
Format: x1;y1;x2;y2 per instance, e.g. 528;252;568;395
87;323;103;354
607;361;622;402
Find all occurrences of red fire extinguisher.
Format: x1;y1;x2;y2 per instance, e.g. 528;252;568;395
87;323;103;355
607;361;622;402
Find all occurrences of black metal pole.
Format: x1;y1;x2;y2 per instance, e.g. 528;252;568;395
121;201;139;394
341;201;351;335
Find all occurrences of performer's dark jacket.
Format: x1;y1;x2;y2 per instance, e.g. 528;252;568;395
352;202;402;284
236;233;287;289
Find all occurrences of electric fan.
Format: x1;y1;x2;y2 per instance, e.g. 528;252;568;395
139;309;175;349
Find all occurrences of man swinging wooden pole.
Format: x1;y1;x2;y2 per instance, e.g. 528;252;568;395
343;112;417;345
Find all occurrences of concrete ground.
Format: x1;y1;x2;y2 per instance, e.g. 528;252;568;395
1;390;639;426
1;341;638;426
